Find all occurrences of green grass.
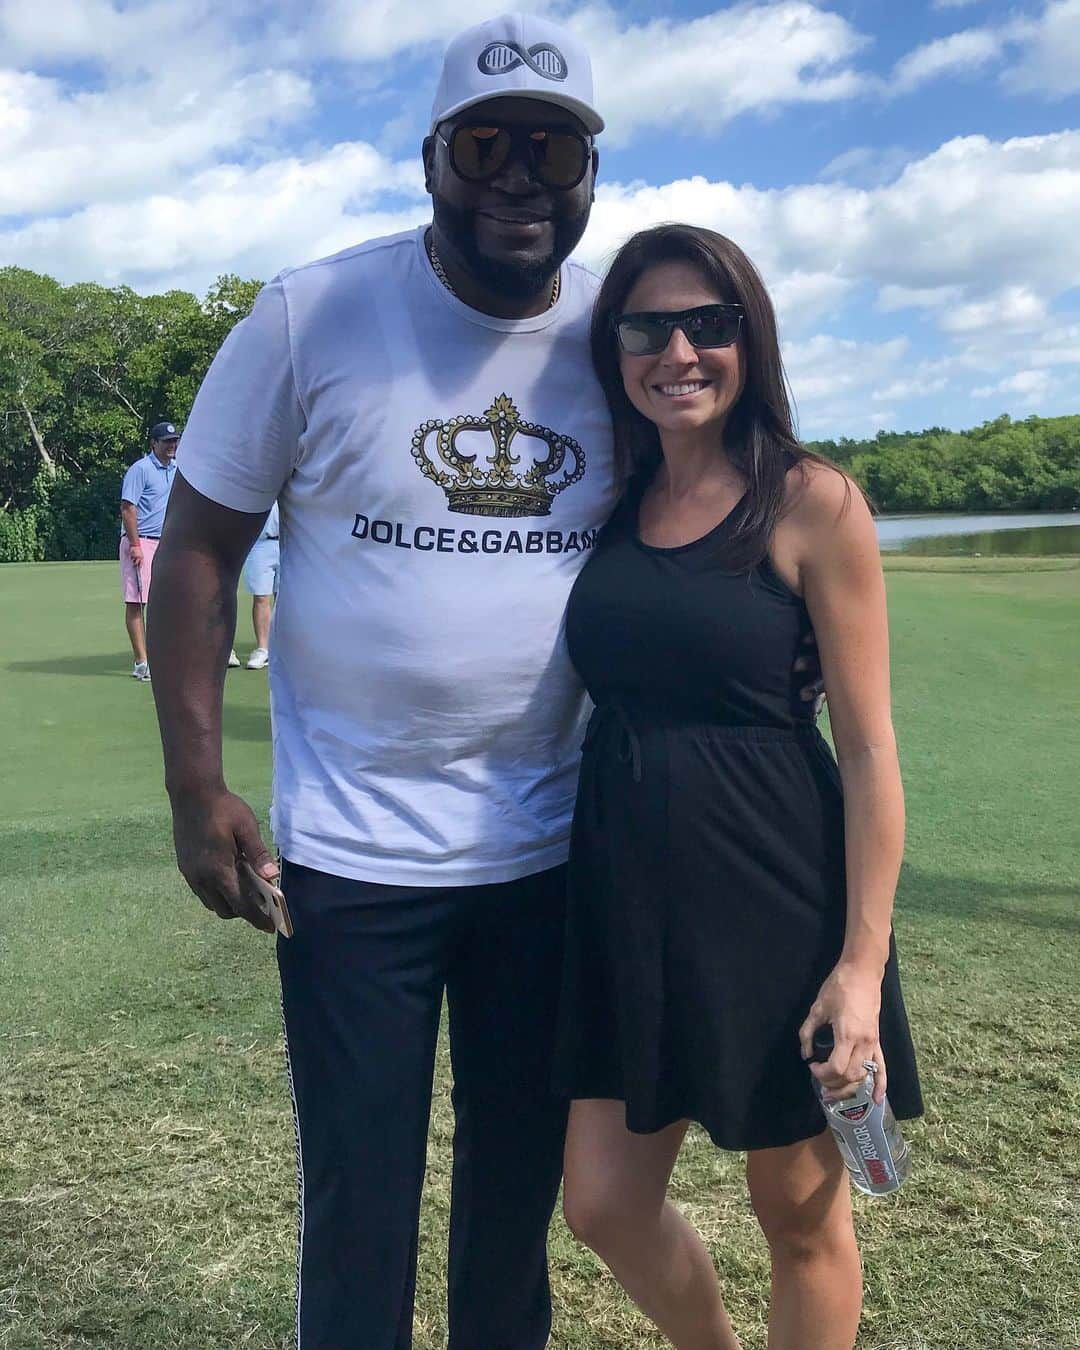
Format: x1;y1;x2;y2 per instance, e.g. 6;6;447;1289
881;554;1079;574
1;560;1078;1350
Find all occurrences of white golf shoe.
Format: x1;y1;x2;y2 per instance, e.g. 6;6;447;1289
228;649;241;668
246;647;270;670
132;660;151;681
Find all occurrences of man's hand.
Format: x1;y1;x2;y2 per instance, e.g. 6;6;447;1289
793;629;826;717
171;788;279;933
129;540;144;567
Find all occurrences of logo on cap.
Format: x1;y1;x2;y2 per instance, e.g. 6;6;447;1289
477;41;568;82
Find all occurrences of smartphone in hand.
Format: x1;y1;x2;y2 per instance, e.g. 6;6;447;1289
241;860;294;938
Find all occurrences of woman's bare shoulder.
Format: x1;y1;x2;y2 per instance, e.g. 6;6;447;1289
782;458;871;536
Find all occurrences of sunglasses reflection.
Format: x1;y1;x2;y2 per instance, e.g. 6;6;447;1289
441;124;592;189
615;304;744;356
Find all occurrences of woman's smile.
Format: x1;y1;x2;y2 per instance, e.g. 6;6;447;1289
653;379;713;399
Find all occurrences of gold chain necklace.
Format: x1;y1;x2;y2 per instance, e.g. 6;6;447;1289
427;234;560;308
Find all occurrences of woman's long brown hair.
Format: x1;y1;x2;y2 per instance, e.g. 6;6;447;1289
591;223;847;569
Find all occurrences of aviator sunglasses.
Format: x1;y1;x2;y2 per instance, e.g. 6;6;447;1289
437;123;592;190
613;303;744;356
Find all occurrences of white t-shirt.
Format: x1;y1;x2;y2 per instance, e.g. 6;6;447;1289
179;225;616;886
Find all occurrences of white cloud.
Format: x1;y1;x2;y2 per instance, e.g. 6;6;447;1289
0;0;874;227
878;284;963;313
873;375;950;402
0;0;218;70
951;319;1080;401
0;1;324;222
875;284;1050;348
0;66;313;217
1003;0;1080;97
891;27;1004;94
892;0;1080;99
780;334;912;433
307;0;554;62
784;333;909;402
972;370;1053;400
1025;325;1080;368
304;0;870;141
0;142;427;293
575;2;869;147
584;131;1080;312
819;145;913;187
770;270;853;333
939;286;1047;334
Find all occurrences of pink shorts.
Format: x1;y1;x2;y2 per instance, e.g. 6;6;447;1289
119;536;159;603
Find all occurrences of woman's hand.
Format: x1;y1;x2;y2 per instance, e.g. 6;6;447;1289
799;961;887;1104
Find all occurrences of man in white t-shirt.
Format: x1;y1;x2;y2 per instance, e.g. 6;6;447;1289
149;16;615;1349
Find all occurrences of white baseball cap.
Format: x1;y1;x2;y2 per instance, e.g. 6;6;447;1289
430;13;604;136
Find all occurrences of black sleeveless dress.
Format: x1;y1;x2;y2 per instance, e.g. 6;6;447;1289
552;487;923;1151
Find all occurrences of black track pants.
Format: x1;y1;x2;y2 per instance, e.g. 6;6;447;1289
277;860;569;1350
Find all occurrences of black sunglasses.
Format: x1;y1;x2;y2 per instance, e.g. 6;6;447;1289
613;304;744;356
437;123;592;190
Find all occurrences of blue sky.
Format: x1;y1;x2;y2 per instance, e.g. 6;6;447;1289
2;0;1079;437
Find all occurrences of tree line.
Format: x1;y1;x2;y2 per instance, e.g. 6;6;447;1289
2;265;1078;562
807;418;1080;516
0;267;261;562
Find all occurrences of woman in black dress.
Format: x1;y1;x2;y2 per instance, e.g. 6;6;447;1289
554;224;922;1350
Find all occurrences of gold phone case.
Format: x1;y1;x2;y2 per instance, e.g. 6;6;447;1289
241;861;294;938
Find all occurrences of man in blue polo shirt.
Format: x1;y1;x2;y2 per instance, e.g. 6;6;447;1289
120;421;179;680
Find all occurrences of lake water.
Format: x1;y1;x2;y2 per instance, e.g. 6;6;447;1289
876;511;1080;556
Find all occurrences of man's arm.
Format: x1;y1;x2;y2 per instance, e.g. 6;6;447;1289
148;472;277;931
120;501;142;562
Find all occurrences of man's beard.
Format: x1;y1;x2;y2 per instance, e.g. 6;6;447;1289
432;198;589;300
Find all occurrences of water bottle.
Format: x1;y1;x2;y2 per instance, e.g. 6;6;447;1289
810;1024;911;1196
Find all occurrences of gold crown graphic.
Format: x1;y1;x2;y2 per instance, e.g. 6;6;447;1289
411;394;585;518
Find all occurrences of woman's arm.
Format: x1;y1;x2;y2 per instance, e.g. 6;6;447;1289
788;465;904;1104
